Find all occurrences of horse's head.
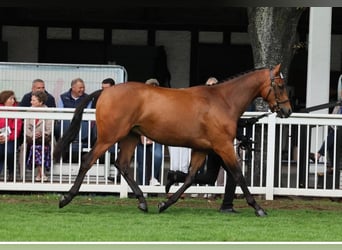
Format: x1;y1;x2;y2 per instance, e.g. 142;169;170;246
262;64;292;118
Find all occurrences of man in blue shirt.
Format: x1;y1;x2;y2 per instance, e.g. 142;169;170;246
57;78;91;109
56;78;93;162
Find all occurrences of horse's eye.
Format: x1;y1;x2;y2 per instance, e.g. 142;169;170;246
277;83;285;90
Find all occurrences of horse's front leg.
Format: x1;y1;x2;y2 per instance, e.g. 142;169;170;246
158;151;206;213
219;145;267;217
236;168;267;217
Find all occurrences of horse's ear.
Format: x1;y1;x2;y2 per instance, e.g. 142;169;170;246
273;64;281;74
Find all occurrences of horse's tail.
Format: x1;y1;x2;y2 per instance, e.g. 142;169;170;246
53;89;102;162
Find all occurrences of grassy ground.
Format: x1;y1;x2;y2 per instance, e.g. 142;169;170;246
0;193;342;242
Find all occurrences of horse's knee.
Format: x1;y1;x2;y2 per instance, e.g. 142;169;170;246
116;157;133;174
80;153;93;168
114;161;127;176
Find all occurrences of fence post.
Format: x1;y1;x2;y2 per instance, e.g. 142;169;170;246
265;113;276;200
336;126;342;189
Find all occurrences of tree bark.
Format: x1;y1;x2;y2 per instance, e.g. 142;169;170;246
247;7;305;78
247;7;305;111
247;8;306;181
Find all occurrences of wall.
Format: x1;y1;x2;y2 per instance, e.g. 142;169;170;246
1;25;341;91
2;26;39;62
156;31;191;88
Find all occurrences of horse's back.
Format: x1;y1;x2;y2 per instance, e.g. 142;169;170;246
98;82;207;116
95;82;219;146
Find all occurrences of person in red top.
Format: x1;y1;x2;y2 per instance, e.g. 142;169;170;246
0;90;23;181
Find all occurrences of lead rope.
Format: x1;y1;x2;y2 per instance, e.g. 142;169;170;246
235;112;271;162
299;100;342;113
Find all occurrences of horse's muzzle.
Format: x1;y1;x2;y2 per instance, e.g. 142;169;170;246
277;107;292;118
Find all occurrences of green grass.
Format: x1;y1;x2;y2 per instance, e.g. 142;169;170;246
0;194;342;242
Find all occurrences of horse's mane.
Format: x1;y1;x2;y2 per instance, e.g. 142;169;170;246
216;67;268;84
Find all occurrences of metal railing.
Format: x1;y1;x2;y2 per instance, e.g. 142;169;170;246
1;107;342;199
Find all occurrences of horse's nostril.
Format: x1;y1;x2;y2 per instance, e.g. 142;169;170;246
278;108;292;118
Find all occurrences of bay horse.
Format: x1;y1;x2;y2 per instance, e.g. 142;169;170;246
53;64;291;216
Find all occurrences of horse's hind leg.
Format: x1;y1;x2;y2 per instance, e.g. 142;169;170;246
115;134;148;212
158;150;207;213
218;144;267;217
59;143;109;208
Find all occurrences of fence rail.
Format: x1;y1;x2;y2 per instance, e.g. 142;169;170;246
1;107;342;199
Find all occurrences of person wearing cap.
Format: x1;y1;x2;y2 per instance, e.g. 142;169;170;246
136;78;163;186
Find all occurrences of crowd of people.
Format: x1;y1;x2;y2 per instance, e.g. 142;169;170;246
0;77;114;182
0;76;169;187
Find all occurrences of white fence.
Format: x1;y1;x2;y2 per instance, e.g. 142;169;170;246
0;62;127;102
0;107;342;200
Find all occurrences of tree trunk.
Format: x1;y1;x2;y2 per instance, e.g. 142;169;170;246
248;7;305;111
247;8;306;182
247;7;305;78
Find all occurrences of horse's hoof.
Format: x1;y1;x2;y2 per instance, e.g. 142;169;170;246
255;209;267;217
138;202;148;213
59;195;69;208
158;202;168;213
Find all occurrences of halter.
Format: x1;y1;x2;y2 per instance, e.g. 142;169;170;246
264;69;290;111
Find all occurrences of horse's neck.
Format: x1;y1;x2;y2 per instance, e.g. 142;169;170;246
221;72;266;113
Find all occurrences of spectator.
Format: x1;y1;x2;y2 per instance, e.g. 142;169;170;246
190;77;224;199
91;77;118;182
205;77;218;86
168;146;190;174
204;77;225;198
0;90;23;181
92;78;115;109
101;78;115;89
26;91;53;182
137;136;163;186
57;77;91;108
19;79;56;174
57;78;93;162
310;104;342;174
19;79;56;107
137;79;163;186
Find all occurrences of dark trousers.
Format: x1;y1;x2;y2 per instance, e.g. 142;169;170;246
318;126;335;164
137;143;162;185
0;140;15;175
194;152;237;209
